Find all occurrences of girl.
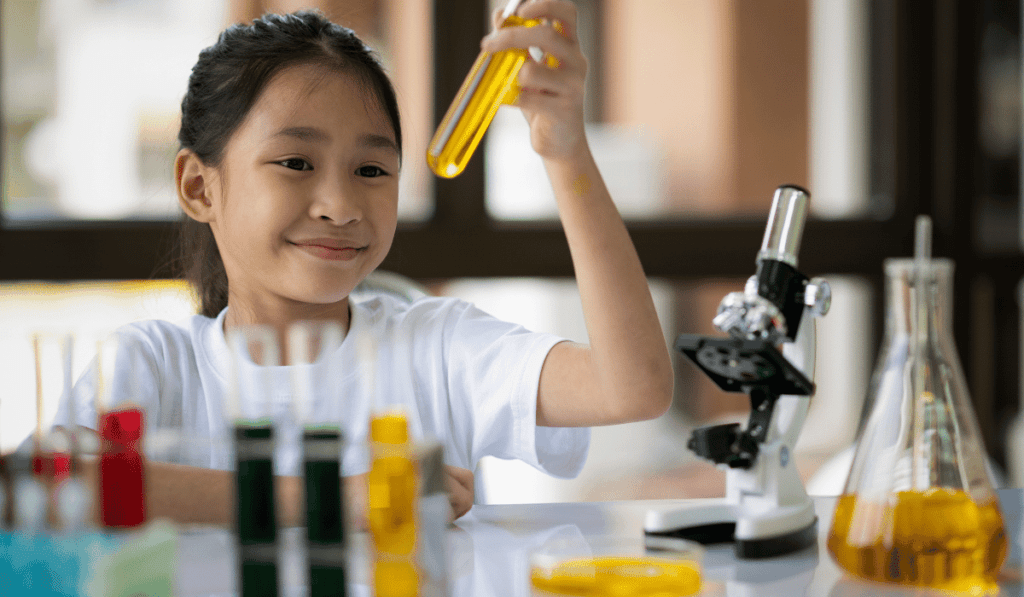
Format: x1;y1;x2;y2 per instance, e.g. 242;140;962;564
53;2;673;524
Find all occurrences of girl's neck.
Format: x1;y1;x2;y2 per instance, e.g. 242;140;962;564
222;295;352;354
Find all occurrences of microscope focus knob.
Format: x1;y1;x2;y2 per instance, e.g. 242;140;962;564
804;277;831;317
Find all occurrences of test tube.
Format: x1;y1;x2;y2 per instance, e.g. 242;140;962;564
30;334;74;530
228;325;281;597
31;335;71;482
364;329;420;597
17;338;51;533
288;321;346;597
426;0;559;178
94;333;147;529
53;334;91;533
1;414;40;533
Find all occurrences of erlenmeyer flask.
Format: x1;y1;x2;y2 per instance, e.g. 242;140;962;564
827;258;1007;592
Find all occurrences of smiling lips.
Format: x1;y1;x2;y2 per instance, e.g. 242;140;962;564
291;238;367;261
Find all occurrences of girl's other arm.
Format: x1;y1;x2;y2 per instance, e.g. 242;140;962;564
92;463;470;525
482;0;674;427
76;453;307;527
69;437;471;526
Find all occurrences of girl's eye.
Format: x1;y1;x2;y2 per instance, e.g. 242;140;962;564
357;165;387;178
279;158;312;171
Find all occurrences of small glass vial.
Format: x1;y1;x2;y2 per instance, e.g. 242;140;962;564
828;257;1007;593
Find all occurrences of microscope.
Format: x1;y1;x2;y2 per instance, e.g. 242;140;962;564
645;185;831;559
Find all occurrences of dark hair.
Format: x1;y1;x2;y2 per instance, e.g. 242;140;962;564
175;10;402;317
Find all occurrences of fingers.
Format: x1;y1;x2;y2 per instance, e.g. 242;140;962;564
484;0;582;68
344;473;369;531
516;0;579;42
446;465;474;492
445;465;474;520
483;22;581;70
516;57;586;100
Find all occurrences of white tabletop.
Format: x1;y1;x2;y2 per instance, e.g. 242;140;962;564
176;488;1024;597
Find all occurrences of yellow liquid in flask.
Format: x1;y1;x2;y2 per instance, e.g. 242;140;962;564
427;15;557;178
530;556;701;597
828;489;1007;592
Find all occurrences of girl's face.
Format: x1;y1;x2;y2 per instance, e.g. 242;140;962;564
207;64;400;319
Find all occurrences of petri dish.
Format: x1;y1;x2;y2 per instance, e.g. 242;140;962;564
530;535;704;596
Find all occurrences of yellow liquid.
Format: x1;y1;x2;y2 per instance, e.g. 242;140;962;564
368;453;417;554
369;412;419;596
368;413;418;556
374;559;419;597
827;490;1007;592
427;15;539;179
530;556;702;597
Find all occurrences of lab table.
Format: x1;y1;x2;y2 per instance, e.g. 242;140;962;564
176;488;1024;596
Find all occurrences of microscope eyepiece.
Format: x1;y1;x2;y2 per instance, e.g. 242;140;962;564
757;185;809;267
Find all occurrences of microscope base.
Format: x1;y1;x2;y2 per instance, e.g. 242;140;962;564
644;500;818;559
735;518;817;558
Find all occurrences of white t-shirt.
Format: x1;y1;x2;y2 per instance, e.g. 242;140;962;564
51;294;590;479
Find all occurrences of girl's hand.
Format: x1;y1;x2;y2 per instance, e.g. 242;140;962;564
482;0;588;161
345;465;474;530
445;465;474;520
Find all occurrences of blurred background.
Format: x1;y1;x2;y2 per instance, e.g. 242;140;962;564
1;0;1021;503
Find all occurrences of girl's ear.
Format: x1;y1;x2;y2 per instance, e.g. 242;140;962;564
175;149;216;223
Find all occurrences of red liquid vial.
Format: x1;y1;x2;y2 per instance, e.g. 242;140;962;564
99;408;146;528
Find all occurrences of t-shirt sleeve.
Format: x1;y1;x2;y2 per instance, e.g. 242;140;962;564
51;324;170;434
444;301;590;479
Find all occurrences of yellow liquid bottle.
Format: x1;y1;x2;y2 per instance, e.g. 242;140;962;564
828;490;1007;592
530;556;702;597
426;1;559;179
368;411;419;597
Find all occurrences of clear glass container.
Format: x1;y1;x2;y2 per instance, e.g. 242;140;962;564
827;258;1007;592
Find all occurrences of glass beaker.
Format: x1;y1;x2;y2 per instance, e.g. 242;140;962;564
827;258;1007;592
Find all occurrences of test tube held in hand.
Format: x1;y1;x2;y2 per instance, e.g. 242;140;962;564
288;321;347;597
426;0;560;178
228;326;281;597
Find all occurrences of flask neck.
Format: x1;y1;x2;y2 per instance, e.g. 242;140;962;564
884;258;955;341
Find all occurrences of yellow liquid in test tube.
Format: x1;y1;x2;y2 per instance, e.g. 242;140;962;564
426;13;559;179
530;556;702;597
369;412;419;597
828;489;1007;592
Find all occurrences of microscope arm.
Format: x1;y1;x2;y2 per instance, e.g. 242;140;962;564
768;316;816;448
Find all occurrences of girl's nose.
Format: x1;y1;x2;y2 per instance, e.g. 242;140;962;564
311;177;362;225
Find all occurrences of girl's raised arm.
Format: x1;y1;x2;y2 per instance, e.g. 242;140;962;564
481;0;674;428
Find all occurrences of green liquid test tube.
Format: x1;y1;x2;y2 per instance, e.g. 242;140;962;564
236;425;278;597
304;428;346;597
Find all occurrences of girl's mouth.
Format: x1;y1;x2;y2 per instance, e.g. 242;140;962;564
291;241;366;261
